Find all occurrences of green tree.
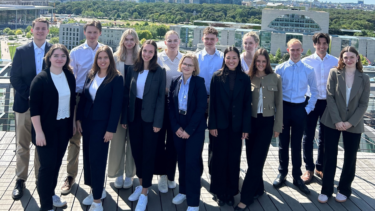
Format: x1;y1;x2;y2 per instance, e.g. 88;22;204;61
306;49;312;56
15;30;22;35
7;30;15;35
360;54;369;66
140;38;146;45
25;26;32;33
49;26;59;37
275;48;282;61
50;37;59;44
26;32;32;38
3;27;11;34
156;25;168;38
133;12;140;19
137;30;152;40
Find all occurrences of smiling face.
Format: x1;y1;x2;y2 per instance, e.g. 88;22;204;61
49;49;67;69
123;34;136;50
180;57;195;76
165;33;180;51
97;51;110;70
243;36;258;54
255;55;267;73
287;42;303;63
225;51;239;71
202;33;218;50
84;26;101;44
342;51;358;69
142;44;155;62
313;37;329;57
31;22;49;42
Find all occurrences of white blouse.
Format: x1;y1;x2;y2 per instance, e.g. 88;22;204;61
136;70;149;99
257;87;263;114
89;73;106;101
346;85;352;107
50;71;71;120
240;53;250;74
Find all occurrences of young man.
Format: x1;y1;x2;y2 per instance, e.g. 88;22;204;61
301;33;338;184
61;21;105;196
274;39;318;195
195;26;224;176
10;18;52;200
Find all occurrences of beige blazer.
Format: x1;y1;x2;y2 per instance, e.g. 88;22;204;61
321;68;370;134
114;56;125;80
251;73;283;133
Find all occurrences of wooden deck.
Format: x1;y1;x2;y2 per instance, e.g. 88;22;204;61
0;131;375;211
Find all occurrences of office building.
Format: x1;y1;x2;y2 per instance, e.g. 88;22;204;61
0;5;53;29
0;0;48;6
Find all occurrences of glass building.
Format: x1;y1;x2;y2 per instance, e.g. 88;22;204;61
286;33;303;44
259;31;272;53
339;36;359;49
268;14;321;33
180;26;196;48
0;6;53;30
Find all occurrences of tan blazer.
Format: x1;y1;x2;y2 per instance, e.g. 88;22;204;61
114;56;125;80
251;73;283;133
321;68;370;134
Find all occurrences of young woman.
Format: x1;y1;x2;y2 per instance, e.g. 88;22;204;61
168;53;207;211
234;49;283;210
318;46;370;204
108;29;139;189
241;32;259;73
76;46;124;211
29;44;76;211
208;46;252;207
154;30;183;193
121;40;166;211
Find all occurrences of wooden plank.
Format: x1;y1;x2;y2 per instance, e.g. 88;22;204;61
158;175;177;211
147;176;162;211
132;178;140;211
103;174;119;211
117;181;133;211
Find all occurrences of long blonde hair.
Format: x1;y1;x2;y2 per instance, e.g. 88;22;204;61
114;29;140;63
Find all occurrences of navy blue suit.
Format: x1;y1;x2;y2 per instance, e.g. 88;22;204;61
168;75;207;206
77;74;124;200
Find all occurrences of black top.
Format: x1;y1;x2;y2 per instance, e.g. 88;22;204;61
228;71;236;92
124;64;132;79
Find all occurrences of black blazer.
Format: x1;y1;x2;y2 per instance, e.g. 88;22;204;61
208;71;252;133
121;65;166;128
168;75;207;136
10;42;52;113
77;74;124;133
29;68;76;145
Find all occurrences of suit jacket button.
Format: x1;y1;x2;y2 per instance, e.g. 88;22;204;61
233;115;235;117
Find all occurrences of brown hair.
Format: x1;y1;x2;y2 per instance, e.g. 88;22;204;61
203;26;218;37
134;40;159;72
84;20;102;32
32;18;49;28
177;53;200;76
248;48;274;79
337;46;363;72
312;33;330;45
88;45;120;84
44;44;72;74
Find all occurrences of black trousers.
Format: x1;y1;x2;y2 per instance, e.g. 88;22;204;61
82;110;110;200
303;99;327;172
129;98;160;188
210;116;242;199
154;96;177;181
174;114;205;206
278;101;307;179
241;114;274;205
321;124;361;198
37;118;69;211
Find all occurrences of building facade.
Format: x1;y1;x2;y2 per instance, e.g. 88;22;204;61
0;0;49;6
0;5;53;29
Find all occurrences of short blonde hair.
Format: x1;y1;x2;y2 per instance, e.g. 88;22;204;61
164;30;179;40
178;53;200;76
243;31;259;44
287;38;302;48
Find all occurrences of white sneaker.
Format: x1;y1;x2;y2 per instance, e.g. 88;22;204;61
82;189;107;205
52;195;67;207
123;177;133;189
168;180;176;189
114;176;124;189
335;192;347;202
187;206;199;211
172;193;186;205
318;194;328;203
135;194;148;211
89;202;103;211
158;175;168;193
129;186;144;201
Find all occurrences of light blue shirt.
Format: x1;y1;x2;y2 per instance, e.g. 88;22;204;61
196;48;224;95
33;41;46;75
275;59;318;114
178;76;191;112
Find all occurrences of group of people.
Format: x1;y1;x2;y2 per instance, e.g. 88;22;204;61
9;17;369;211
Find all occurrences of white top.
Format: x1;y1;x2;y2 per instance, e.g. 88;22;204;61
240;53;250;74
302;53;338;99
157;50;183;90
50;71;71;120
33;41;46;75
89;74;106;101
257;87;263;114
346;85;352;107
136;70;149;99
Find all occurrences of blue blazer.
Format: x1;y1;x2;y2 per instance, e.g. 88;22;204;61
77;74;124;133
168;75;207;136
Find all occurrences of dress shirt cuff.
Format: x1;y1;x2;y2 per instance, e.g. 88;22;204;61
305;107;311;115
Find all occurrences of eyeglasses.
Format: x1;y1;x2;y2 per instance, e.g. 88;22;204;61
182;63;194;68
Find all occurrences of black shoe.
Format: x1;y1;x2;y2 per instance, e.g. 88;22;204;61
234;205;247;211
293;179;310;194
227;196;235;206
12;179;25;200
273;173;287;188
254;191;264;199
214;195;226;206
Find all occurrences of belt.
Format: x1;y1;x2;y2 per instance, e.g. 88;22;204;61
179;110;187;115
283;101;304;106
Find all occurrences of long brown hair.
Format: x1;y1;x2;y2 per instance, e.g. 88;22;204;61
248;48;274;79
336;46;363;72
88;45;120;84
44;44;73;74
134;40;160;72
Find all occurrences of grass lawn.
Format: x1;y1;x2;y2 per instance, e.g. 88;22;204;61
8;44;20;60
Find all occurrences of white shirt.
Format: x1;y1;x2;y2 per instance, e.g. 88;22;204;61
240;53;250;74
157;50;183;90
89;74;106;101
258;87;263;114
302;53;338;99
33;41;46;75
136;70;149;99
50;71;70;120
346;85;352;107
70;41;105;93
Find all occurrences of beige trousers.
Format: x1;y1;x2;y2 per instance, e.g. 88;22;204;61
15;109;40;181
107;119;136;178
66;95;81;179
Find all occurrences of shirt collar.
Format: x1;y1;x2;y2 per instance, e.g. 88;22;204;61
180;75;192;85
313;52;330;61
83;41;101;50
160;50;183;62
288;59;303;67
33;41;46;50
202;48;220;57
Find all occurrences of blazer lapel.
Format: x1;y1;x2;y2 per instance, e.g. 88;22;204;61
349;70;363;103
28;42;37;76
337;70;346;103
187;76;195;109
131;71;139;96
232;73;243;99
85;78;95;102
143;71;155;96
174;76;182;109
223;75;231;97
